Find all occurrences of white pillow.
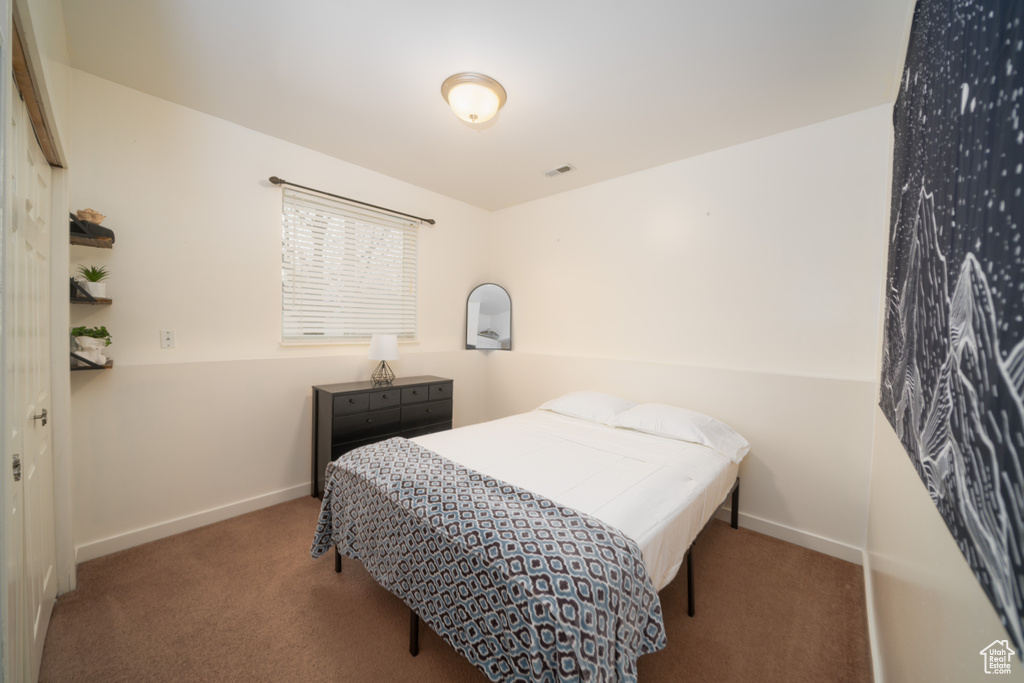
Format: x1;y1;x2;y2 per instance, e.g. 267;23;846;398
610;403;750;463
538;391;637;424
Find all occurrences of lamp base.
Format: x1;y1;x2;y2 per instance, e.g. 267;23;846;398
371;360;395;386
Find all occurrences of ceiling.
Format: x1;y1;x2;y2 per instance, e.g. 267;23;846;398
61;0;914;211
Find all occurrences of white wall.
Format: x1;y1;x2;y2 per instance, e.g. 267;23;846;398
68;70;494;560
491;106;889;379
484;353;876;560
69;71;491;365
486;105;892;560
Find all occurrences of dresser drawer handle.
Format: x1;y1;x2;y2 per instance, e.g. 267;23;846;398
426;408;432;414
382;394;389;399
348;398;357;403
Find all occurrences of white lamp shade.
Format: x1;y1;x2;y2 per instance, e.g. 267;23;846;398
368;334;399;361
447;82;501;123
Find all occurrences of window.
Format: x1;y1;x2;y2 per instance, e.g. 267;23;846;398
281;188;418;343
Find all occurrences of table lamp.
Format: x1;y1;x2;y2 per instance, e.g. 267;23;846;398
368;334;398;385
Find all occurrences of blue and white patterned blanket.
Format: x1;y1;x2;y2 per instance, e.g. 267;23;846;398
311;437;666;682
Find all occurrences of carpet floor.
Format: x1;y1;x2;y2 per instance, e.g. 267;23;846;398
40;497;872;682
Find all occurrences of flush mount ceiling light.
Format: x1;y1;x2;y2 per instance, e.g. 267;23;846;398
441;73;507;124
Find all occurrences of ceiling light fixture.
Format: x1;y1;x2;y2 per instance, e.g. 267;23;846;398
441;73;506;124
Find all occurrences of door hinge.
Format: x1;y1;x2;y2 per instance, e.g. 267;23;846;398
12;454;21;482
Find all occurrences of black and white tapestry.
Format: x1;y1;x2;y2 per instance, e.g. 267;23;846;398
879;0;1024;648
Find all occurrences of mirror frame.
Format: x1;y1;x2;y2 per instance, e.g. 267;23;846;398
465;283;512;351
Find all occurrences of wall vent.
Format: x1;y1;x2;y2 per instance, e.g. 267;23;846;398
543;163;576;178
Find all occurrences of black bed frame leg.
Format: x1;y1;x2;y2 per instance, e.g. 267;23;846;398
685;476;739;620
686;548;695;617
731;478;740;530
409;610;420;656
335;547;342;574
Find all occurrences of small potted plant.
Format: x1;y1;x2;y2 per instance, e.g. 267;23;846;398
76;265;109;298
71;325;112;365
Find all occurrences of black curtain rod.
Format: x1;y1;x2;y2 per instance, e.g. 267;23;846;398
269;176;435;225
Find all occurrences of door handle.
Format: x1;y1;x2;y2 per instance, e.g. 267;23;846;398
33;408;47;426
12;454;21;482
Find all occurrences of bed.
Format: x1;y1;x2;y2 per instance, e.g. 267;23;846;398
311;392;749;683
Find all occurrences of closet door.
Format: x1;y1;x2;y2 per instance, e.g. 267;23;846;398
4;70;56;683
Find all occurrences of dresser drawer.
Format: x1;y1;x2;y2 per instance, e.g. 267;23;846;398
333;392;369;415
401;400;453;429
429;382;452;401
401;385;430;404
369;388;401;410
333;407;401;442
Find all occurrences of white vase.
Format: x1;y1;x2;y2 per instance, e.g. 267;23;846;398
74;336;107;365
81;281;106;298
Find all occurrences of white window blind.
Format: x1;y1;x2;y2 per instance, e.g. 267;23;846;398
281;187;418;343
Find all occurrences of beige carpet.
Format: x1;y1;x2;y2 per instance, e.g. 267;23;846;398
40;497;872;682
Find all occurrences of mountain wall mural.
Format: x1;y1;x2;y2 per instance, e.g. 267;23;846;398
880;0;1024;648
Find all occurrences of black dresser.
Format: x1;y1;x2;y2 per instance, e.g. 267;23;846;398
311;375;453;498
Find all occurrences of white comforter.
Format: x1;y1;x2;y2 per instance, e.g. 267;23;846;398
412;409;738;591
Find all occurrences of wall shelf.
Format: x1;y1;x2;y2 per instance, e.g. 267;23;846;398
70;234;113;249
70;213;114;249
70;352;113;371
68;220;114;369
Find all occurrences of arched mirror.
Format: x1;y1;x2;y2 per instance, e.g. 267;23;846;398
466;284;511;350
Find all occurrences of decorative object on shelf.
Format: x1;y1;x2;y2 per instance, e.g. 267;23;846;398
75;208;106;224
466;283;511;350
368;333;398;386
71;325;111;366
441;73;507;124
76;265;109;298
69;212;115;248
69;277;110;304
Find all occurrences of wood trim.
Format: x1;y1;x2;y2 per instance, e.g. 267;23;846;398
11;21;61;168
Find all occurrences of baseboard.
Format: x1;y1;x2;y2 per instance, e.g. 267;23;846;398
715;508;864;564
75;484;309;563
861;549;886;683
